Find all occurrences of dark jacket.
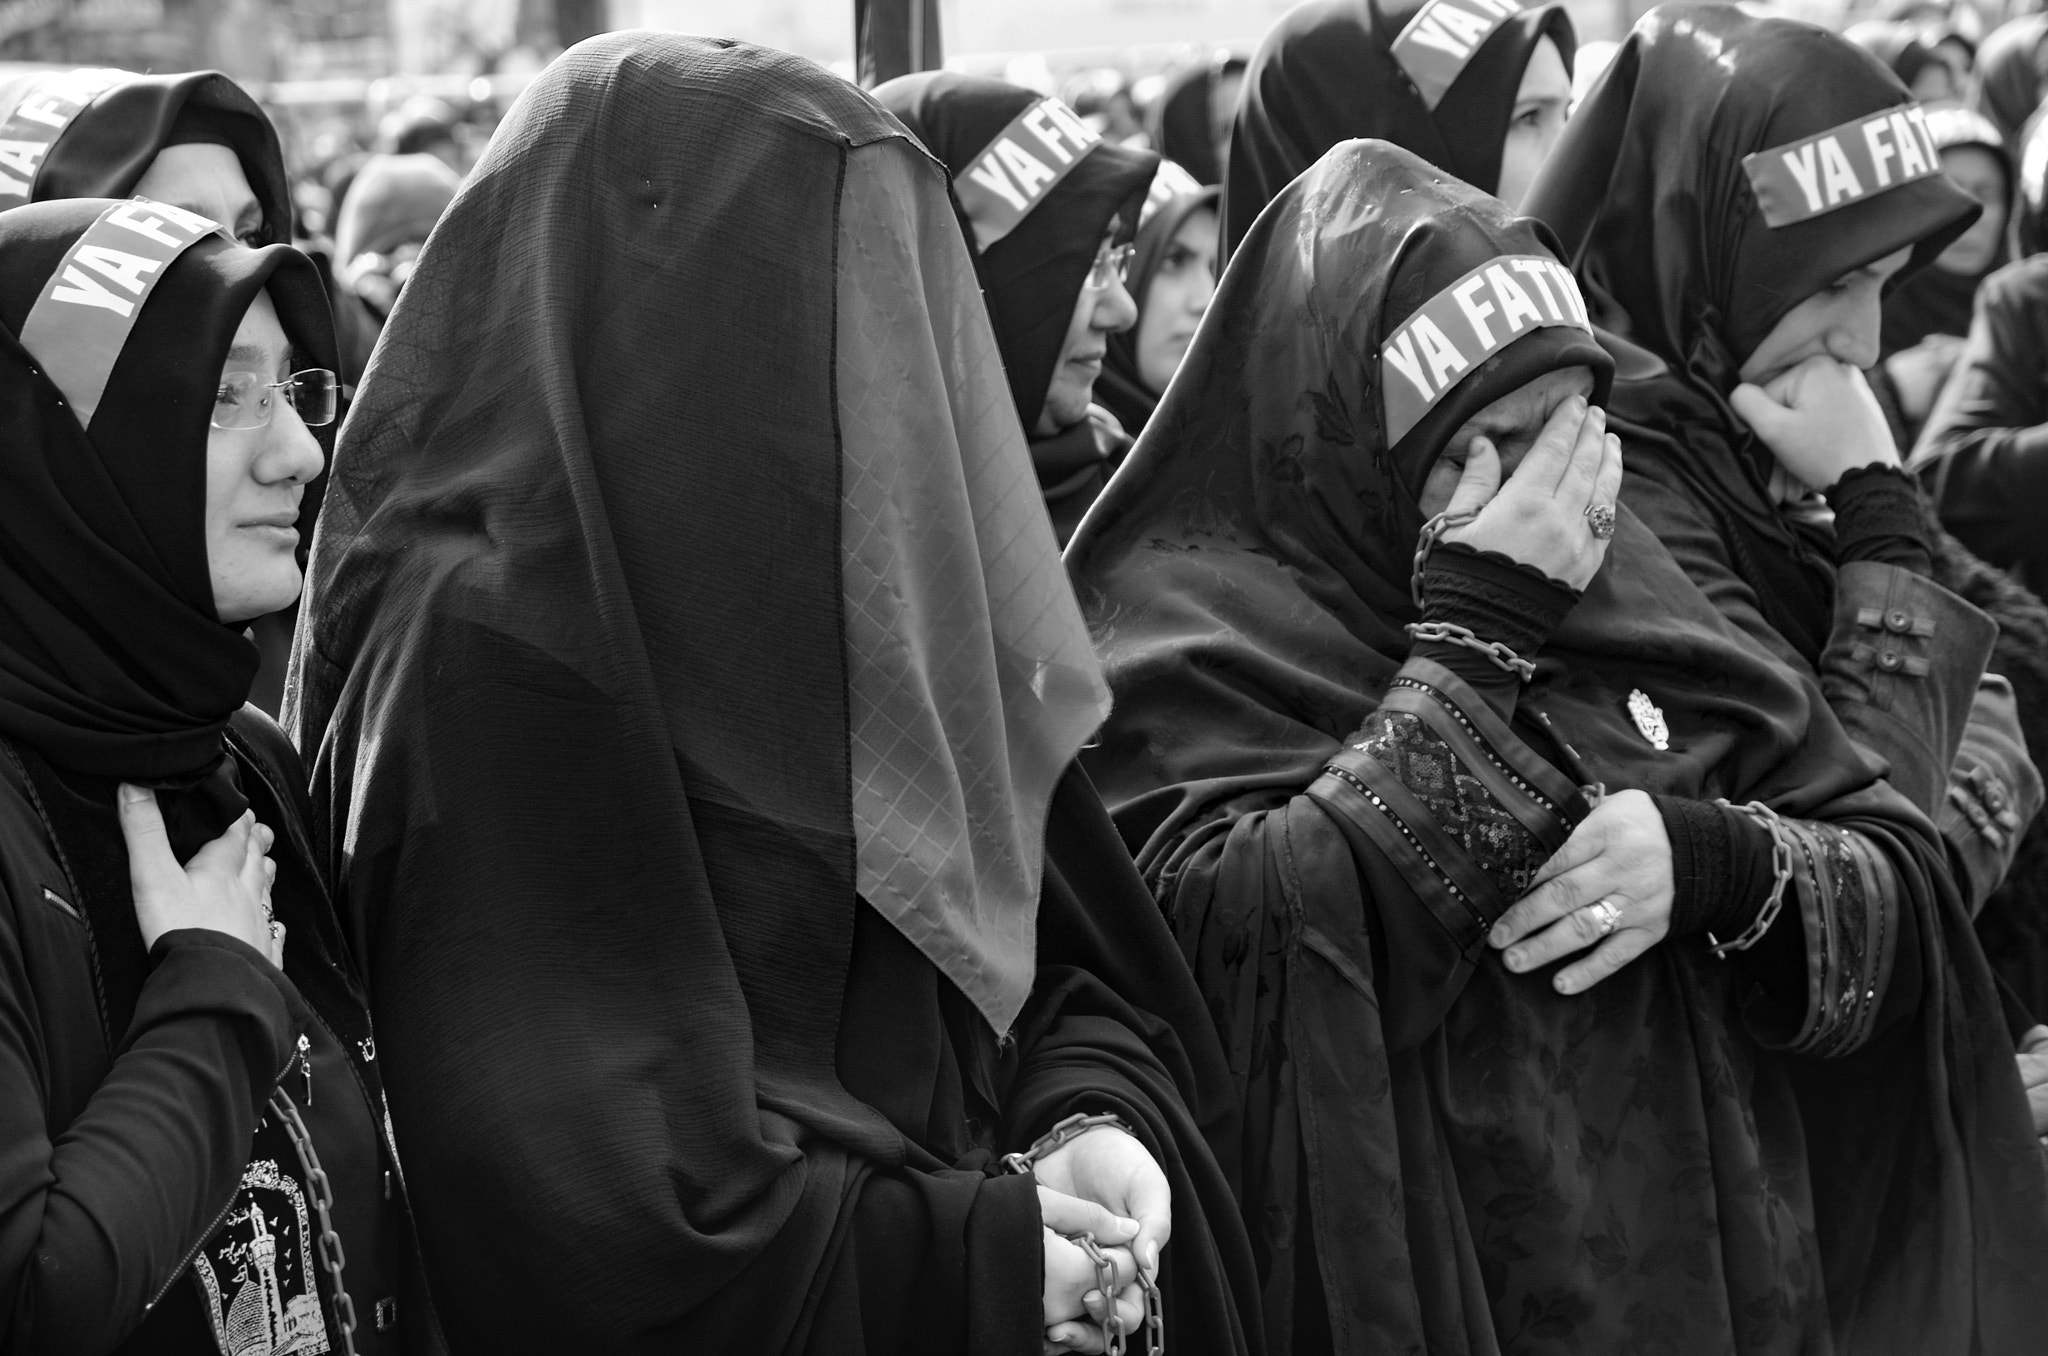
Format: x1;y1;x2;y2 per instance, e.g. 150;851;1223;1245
1913;254;2048;589
0;707;432;1355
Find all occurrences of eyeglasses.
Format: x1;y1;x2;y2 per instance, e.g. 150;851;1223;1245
1083;243;1136;292
212;368;339;430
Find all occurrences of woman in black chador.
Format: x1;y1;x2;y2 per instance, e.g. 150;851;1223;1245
287;33;1259;1356
0;197;424;1353
1069;134;2048;1355
1221;0;1575;256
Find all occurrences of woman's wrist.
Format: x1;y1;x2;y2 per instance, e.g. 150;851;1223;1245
1418;541;1580;657
1824;463;1932;574
1654;795;1777;939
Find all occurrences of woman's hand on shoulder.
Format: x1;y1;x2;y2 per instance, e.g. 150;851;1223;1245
1732;355;1897;491
119;786;280;965
1487;788;1674;993
1440;394;1622;592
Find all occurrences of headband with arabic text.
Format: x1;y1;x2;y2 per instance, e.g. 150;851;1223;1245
954;97;1104;251
1391;0;1530;111
1139;158;1206;229
18;198;222;430
1742;103;1944;228
0;68;124;211
1380;253;1591;445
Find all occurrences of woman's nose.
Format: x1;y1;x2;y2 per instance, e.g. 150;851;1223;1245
258;401;327;486
1095;277;1140;334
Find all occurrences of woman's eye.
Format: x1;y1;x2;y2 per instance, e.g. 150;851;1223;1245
1164;246;1194;271
236;229;264;248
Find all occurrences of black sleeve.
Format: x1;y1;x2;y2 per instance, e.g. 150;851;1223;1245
1411;542;1581;719
0;925;304;1356
1825;464;1932;575
1913;262;2048;580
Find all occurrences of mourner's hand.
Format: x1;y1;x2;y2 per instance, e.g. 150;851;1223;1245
1883;333;1965;423
1032;1122;1172;1282
2018;1025;2048;1136
1488;789;1675;993
1440;392;1623;592
1038;1186;1145;1354
119;787;278;961
1732;354;1897;491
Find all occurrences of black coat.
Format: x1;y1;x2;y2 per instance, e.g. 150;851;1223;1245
0;707;432;1355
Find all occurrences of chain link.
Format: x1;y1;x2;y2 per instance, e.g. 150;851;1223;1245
269;1088;360;1355
1002;1111;1164;1354
1403;621;1537;681
1411;508;1478;609
1708;799;1795;957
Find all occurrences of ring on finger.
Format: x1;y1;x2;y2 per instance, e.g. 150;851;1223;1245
1583;502;1617;540
1579;898;1622;937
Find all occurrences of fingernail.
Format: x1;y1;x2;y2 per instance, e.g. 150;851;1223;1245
1115;1216;1139;1238
1555;974;1575;994
1147;1241;1160;1271
1505;949;1525;970
118;783;146;804
1489;924;1508;947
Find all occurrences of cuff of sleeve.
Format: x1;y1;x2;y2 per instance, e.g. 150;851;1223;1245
1655;796;1776;940
133;929;308;1074
965;1171;1045;1356
1825;464;1933;574
1421;541;1581;658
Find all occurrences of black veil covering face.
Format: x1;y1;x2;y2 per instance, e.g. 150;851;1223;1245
290;32;1259;1354
1220;0;1574;257
0;199;331;803
0;69;293;244
1524;1;1976;664
875;72;1158;433
1074;136;2048;1355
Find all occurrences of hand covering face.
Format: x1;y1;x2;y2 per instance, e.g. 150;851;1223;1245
285;33;1159;1351
874;72;1158;432
1220;0;1575;257
0;198;331;785
0;68;292;243
1523;1;1976;663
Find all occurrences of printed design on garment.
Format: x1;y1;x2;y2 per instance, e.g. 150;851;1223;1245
0;68;123;210
1390;0;1530;109
953;97;1103;251
1741;103;1943;228
1356;710;1551;897
1626;689;1668;751
193;1157;332;1356
1379;253;1591;444
15;197;222;427
1139;158;1204;228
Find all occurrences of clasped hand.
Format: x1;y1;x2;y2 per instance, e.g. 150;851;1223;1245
1033;1124;1170;1353
1488;789;1675;994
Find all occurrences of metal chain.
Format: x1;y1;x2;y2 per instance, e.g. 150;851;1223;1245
1403;621;1537;681
269;1087;360;1355
1002;1111;1165;1354
1708;799;1795;957
1411;508;1479;609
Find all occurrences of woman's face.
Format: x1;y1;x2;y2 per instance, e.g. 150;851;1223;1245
1934;144;2008;275
1496;37;1572;211
133;142;265;247
1418;365;1596;515
206;291;325;624
1735;246;1911;384
1135;206;1219;394
1038;229;1140;435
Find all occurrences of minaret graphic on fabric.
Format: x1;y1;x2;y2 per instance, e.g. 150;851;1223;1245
218;1200;329;1356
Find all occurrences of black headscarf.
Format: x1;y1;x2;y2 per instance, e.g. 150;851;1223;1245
0;69;292;244
0;199;332;831
1881;102;2012;354
1847;19;1944;92
1221;0;1575;257
1097;166;1219;436
1524;2;1976;664
875;72;1159;433
1147;58;1245;186
1970;12;2048;148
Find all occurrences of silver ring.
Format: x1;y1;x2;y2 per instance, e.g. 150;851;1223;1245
1583;898;1622;937
1584;503;1617;540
